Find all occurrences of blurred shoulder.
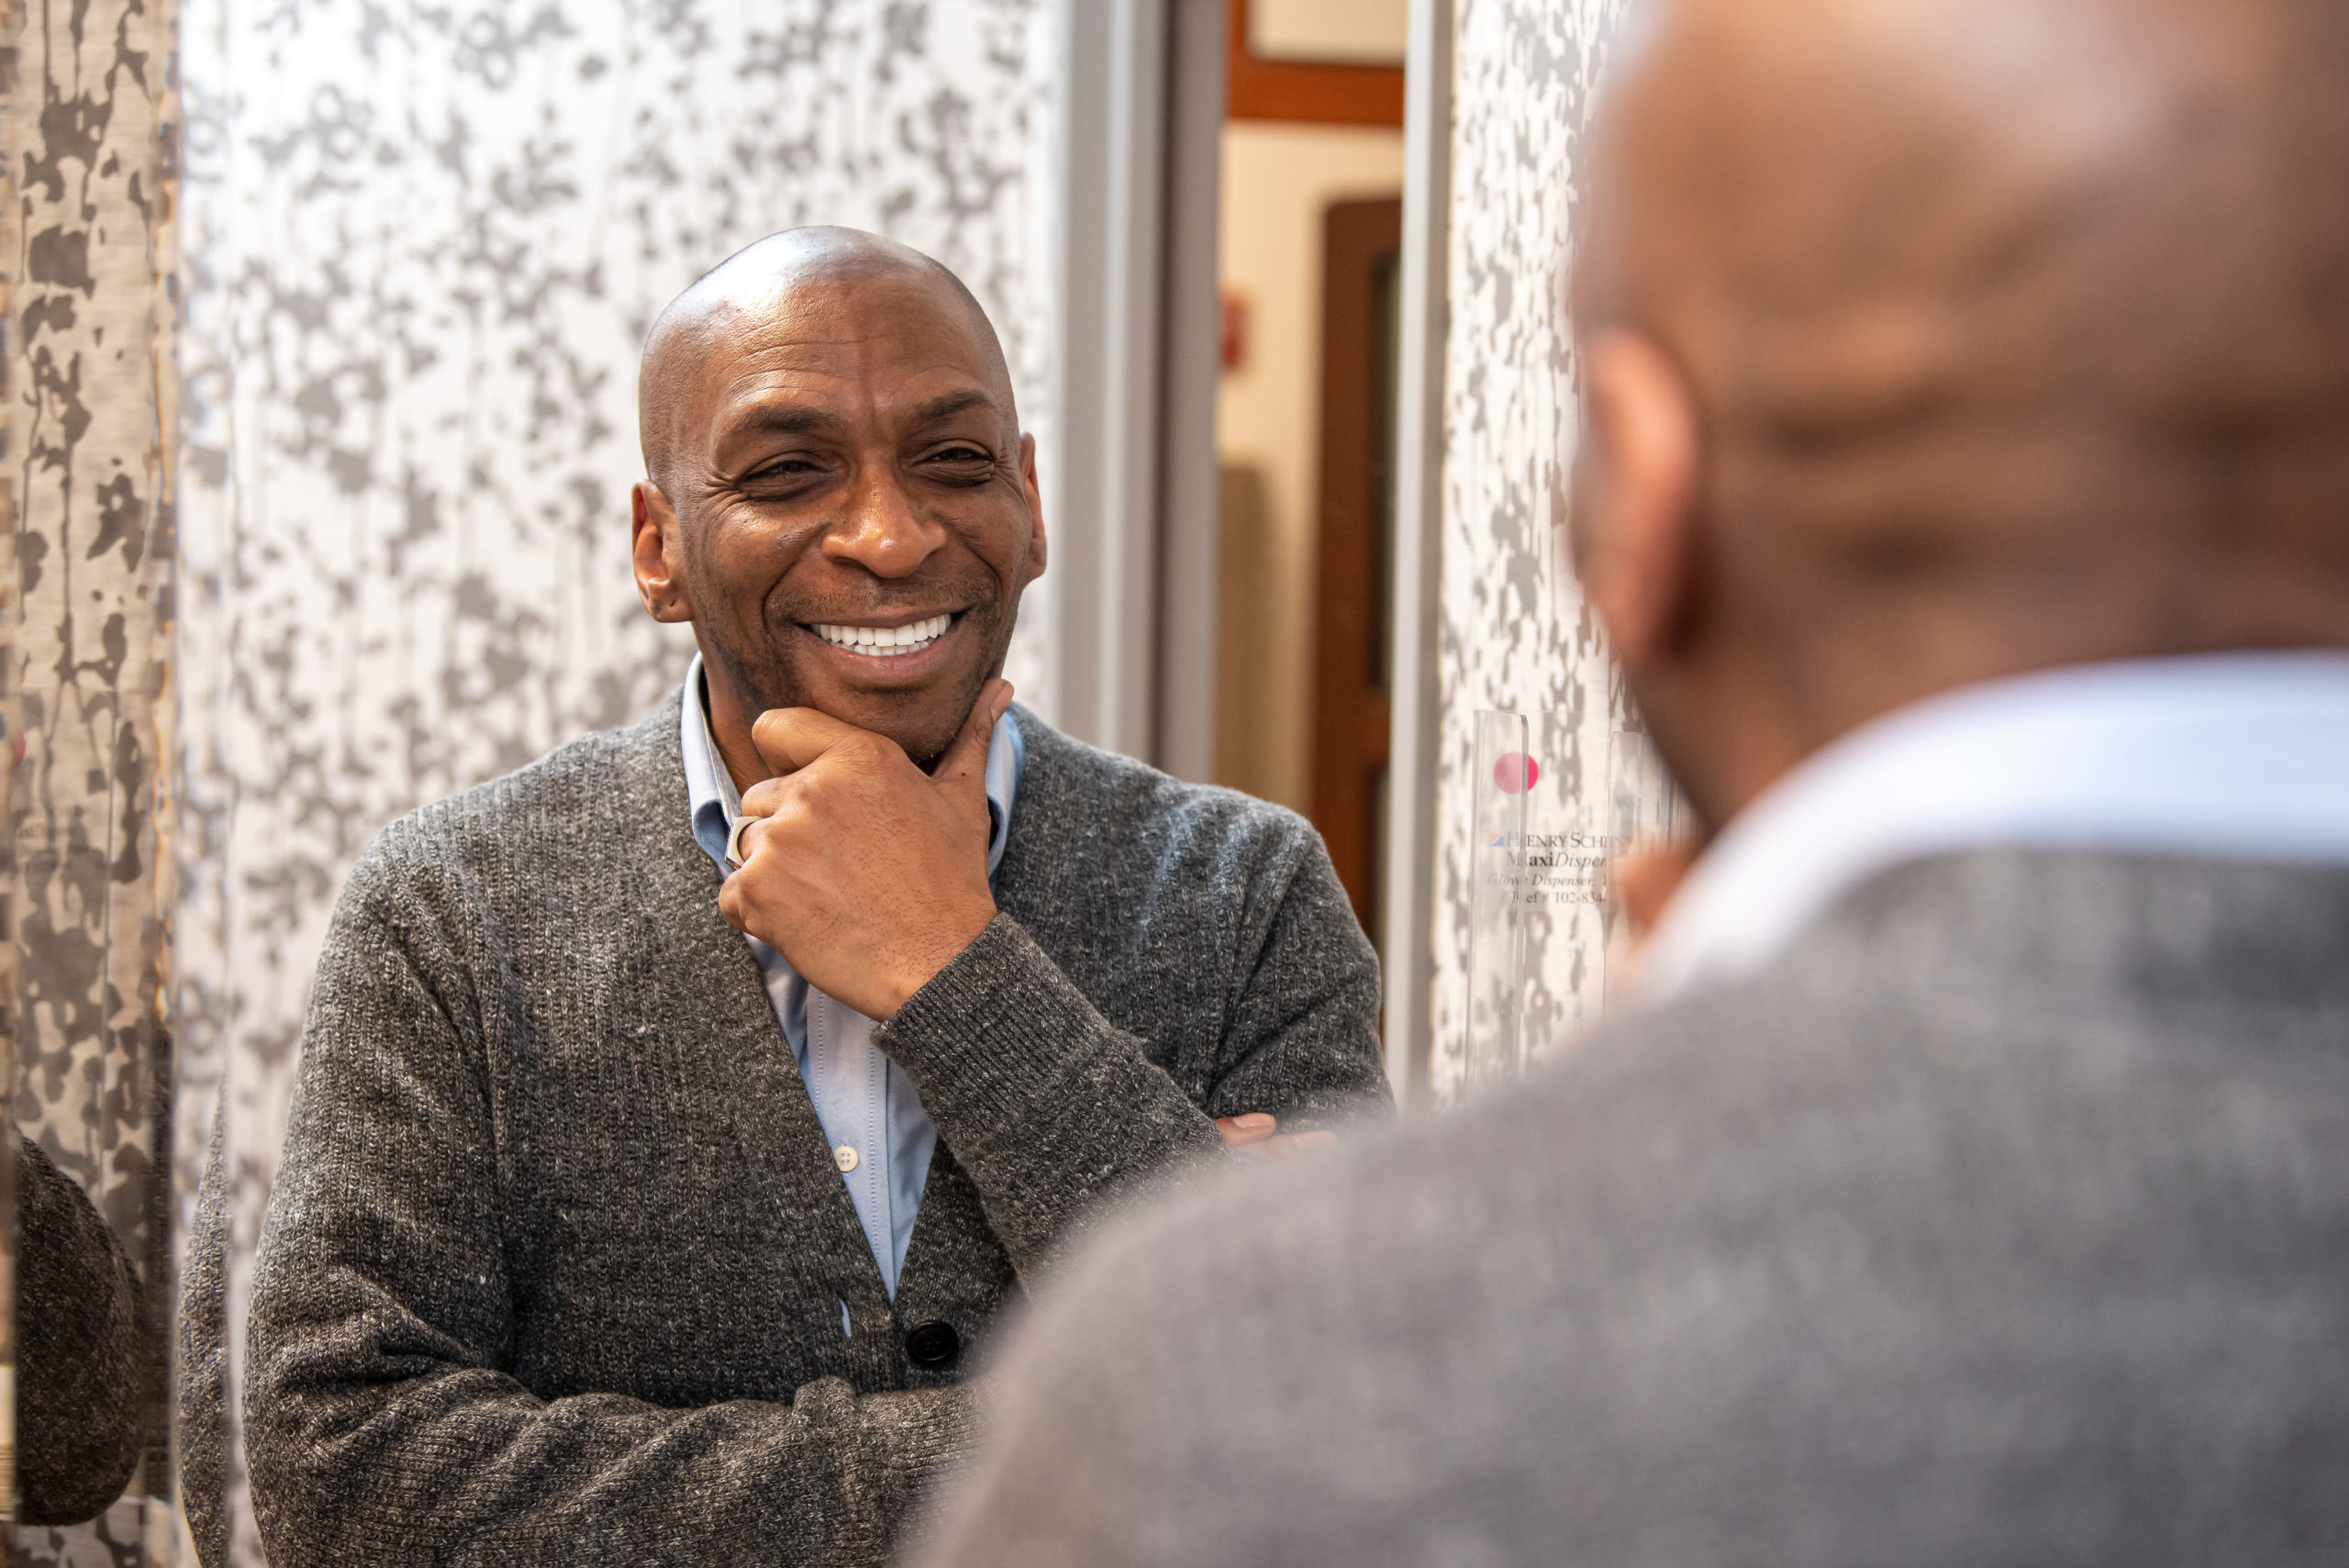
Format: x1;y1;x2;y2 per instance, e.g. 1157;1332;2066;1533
919;984;1787;1562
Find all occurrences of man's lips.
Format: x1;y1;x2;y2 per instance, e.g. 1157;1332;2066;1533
800;611;963;662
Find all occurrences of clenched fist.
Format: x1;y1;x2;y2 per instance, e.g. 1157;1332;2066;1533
718;678;1013;1019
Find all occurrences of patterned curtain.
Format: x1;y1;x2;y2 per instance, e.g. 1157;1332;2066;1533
5;0;184;1558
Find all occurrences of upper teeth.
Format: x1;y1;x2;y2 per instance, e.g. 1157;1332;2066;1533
813;614;952;655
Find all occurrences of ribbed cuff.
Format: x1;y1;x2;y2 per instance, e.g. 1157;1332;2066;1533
877;914;1108;1140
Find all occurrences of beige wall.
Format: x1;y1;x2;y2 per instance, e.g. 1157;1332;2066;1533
1252;0;1408;62
1216;121;1405;813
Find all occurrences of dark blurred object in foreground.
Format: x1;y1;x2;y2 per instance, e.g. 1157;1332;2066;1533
17;1136;144;1526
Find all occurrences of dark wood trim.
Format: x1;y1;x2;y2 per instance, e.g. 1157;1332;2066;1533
1226;0;1406;127
1311;197;1404;925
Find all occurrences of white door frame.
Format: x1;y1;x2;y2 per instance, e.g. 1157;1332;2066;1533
1047;0;1224;779
1381;0;1454;1106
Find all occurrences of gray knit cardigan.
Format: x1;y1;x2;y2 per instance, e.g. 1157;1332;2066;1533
230;696;1388;1566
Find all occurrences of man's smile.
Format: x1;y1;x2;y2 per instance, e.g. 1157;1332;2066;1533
807;612;955;656
797;610;971;680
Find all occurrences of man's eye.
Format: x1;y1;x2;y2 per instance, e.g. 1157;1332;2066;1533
747;459;820;483
931;446;992;464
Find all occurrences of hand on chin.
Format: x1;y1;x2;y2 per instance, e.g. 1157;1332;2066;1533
716;676;1013;1019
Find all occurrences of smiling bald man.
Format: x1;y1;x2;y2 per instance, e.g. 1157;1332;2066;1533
228;228;1387;1568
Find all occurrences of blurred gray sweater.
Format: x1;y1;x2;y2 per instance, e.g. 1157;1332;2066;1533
191;695;1386;1566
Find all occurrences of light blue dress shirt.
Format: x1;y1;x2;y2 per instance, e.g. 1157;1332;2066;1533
680;655;1023;1300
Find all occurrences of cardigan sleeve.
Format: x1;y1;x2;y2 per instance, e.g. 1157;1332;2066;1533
875;822;1387;1278
243;848;977;1568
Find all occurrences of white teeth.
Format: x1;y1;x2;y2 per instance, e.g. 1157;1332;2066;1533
811;613;953;656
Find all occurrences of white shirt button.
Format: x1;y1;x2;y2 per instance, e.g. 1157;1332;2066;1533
833;1145;860;1173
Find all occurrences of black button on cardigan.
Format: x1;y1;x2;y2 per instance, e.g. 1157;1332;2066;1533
905;1320;961;1367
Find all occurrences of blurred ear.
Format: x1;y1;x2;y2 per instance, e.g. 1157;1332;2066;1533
1018;432;1047;582
631;482;695;623
1570;330;1702;667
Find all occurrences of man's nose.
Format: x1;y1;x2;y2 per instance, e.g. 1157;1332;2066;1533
820;471;947;579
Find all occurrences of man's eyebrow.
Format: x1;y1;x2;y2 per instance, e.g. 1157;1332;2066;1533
907;389;1002;427
726;404;851;440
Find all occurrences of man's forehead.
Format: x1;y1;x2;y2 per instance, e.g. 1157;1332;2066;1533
702;272;999;378
699;356;1007;433
674;281;998;427
703;269;985;361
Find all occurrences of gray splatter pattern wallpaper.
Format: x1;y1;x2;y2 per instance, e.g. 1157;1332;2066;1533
1433;0;1647;1097
173;2;1059;1561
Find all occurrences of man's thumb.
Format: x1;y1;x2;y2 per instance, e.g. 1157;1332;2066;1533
937;678;1013;795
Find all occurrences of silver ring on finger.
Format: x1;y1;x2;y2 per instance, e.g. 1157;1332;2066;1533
726;813;757;870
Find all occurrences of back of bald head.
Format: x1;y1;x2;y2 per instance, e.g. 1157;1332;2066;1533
1585;0;2349;653
638;226;1014;498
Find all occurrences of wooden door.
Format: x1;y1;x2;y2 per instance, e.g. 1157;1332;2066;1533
1310;197;1403;937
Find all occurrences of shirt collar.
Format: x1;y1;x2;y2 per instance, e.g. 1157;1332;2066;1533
1635;651;2349;1006
680;653;1024;882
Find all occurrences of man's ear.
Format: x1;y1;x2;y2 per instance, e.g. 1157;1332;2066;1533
1570;330;1701;667
631;482;696;623
1017;432;1048;581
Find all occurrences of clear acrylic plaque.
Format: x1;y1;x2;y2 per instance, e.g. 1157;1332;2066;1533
1464;710;1532;1087
1459;713;1698;1095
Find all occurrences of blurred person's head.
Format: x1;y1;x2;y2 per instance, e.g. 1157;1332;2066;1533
631;226;1044;768
1570;0;2349;830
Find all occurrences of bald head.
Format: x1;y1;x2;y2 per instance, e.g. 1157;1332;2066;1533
640;227;1016;498
1573;0;2349;824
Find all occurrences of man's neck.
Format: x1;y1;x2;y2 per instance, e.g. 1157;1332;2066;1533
696;657;774;797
